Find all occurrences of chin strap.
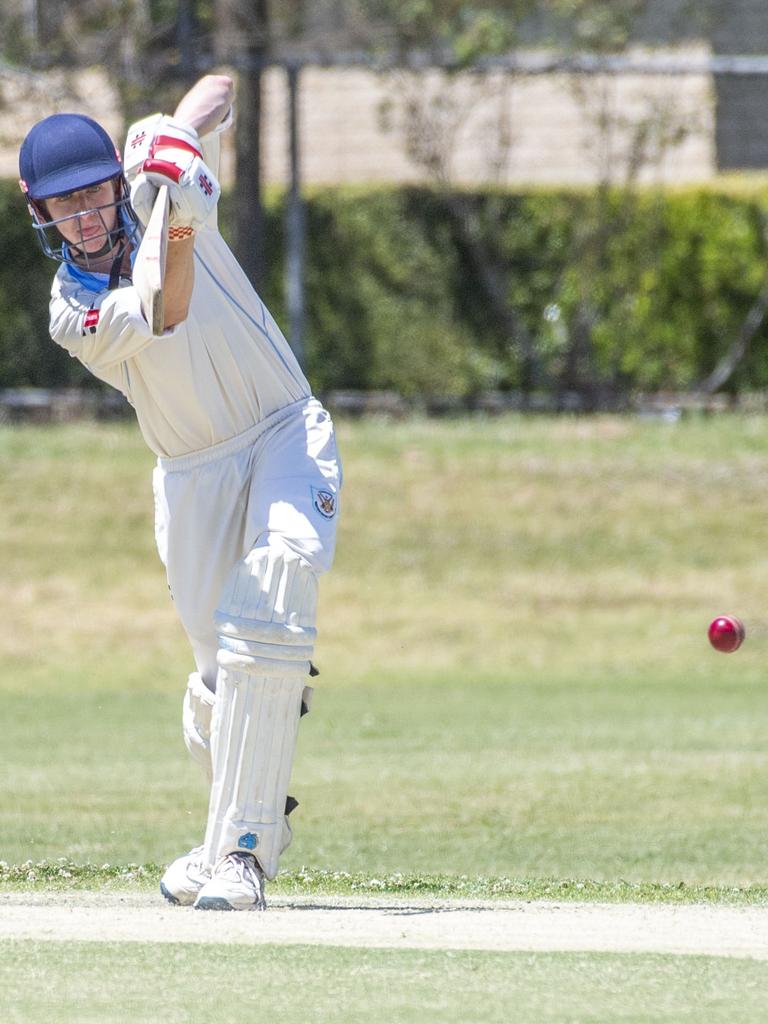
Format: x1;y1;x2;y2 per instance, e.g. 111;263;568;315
65;229;127;290
107;238;128;291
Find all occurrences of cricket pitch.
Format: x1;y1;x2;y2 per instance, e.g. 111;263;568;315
1;893;767;960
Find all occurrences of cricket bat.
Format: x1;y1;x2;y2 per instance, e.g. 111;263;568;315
133;184;169;334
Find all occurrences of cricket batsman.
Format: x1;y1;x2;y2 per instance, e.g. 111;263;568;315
18;74;342;911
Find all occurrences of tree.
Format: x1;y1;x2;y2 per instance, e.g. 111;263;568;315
546;1;702;406
0;1;199;119
374;1;705;406
213;0;270;291
367;3;543;397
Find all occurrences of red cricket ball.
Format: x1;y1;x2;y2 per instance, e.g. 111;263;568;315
707;615;745;653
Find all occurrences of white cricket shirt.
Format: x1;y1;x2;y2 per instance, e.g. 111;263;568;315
47;122;311;458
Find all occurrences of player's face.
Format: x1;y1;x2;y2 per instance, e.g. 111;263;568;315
46;181;119;253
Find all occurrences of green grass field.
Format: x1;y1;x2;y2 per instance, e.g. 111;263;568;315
3;943;768;1024
1;413;767;1021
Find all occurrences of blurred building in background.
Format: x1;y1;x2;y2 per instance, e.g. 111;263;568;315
0;1;767;188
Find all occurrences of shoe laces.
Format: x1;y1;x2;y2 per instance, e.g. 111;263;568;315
216;851;264;885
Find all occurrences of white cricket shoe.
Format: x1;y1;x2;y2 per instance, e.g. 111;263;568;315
194;852;267;912
160;845;211;906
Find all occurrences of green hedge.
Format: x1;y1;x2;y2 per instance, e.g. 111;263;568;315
4;181;768;398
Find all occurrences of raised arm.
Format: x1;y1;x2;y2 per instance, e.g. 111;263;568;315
159;75;235;328
173;75;235;137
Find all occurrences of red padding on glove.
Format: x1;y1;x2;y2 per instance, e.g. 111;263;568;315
141;157;184;183
150;135;202;159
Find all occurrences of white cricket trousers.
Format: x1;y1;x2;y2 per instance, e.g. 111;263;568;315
152;397;342;687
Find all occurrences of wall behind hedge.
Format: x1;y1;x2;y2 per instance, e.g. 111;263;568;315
3;181;768;399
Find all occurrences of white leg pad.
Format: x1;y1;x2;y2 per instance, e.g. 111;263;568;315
182;672;215;785
203;544;318;880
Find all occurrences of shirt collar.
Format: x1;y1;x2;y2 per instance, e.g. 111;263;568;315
63;243;137;293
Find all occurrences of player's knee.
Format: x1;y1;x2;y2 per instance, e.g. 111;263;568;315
270;531;337;576
214;542;318;679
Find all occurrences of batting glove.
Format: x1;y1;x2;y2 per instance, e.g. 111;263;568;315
130;118;220;229
124;114;200;184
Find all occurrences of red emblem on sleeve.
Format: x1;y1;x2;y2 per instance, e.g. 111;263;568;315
83;308;100;335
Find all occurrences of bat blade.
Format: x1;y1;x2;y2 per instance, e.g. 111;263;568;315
133;184;169;334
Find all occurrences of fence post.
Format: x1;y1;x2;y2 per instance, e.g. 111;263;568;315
285;61;306;369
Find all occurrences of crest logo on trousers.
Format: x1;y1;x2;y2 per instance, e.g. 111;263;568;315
312;488;337;519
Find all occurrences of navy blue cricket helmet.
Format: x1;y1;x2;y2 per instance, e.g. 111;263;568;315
19;113;122;200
